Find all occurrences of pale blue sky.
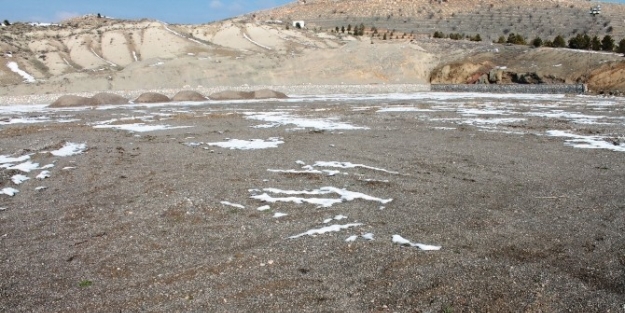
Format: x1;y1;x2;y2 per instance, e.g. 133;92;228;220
3;0;625;24
2;0;293;24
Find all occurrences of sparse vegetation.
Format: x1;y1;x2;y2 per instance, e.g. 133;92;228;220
617;38;625;54
79;280;93;288
602;35;615;51
531;36;543;47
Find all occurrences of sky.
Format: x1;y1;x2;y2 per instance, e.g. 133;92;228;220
3;0;625;24
2;0;293;24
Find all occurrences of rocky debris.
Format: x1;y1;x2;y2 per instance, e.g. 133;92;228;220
489;68;503;83
172;90;208;102
49;95;98;107
92;92;129;105
512;72;544;84
133;92;170;103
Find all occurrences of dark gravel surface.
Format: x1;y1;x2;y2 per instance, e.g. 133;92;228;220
1;94;624;312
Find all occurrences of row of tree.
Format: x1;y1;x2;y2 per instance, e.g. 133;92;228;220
433;31;482;41
499;33;625;53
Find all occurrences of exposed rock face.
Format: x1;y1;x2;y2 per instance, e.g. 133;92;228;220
208;91;254;100
253;89;288;99
208;89;288;100
172;90;208;102
49;95;98;107
92;92;129;105
134;92;170;103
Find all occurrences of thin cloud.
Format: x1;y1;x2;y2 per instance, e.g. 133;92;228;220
209;0;224;9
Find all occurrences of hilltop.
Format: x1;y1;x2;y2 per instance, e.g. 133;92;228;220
1;0;625;100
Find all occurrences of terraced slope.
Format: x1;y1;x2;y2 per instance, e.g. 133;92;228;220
256;0;625;42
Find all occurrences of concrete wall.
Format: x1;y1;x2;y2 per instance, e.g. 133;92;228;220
431;84;586;94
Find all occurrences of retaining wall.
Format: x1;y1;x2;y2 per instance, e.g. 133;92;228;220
431;84;587;94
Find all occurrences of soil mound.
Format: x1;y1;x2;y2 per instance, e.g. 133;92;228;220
172;90;208;102
208;90;254;100
49;95;98;107
253;89;288;99
92;93;129;105
134;92;170;103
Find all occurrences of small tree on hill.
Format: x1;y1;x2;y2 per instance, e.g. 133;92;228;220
2;20;9;26
552;35;566;47
341;26;345;33
591;36;601;51
543;40;553;47
531;36;543;47
617;38;625;54
568;33;591;50
601;35;615;51
496;35;505;44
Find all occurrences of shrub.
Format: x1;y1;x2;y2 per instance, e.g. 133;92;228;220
552;35;566;47
601;35;615;51
506;33;526;45
433;31;445;38
617;39;625;54
591;36;601;51
543;40;553;47
496;35;506;44
471;34;482;42
531;37;543;47
568;33;591;49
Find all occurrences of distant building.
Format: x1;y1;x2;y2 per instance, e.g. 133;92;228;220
292;21;305;29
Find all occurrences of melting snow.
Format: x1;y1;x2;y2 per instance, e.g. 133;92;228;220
36;171;51;179
1;187;19;196
6;62;35;83
0;155;30;164
208;138;284;150
313;161;399;174
273;212;288;218
7;161;40;172
289;223;363;239
546;130;625;152
392;235;441;251
94;123;192;132
251;187;392;208
11;174;29;184
221;201;245;209
257;205;271;211
245;112;368;130
50;142;86;156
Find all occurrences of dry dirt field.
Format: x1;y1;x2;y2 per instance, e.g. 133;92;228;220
1;92;624;312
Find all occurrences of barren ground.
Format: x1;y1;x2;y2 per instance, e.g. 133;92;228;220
1;93;624;312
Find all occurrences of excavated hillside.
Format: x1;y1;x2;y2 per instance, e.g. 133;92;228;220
1;0;625;96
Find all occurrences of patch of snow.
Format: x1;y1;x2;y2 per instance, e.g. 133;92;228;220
40;164;54;169
62;167;76;170
289;223;363;239
11;174;29;184
36;170;51;179
93;123;192;132
345;235;358;242
50;142;86;156
6;62;35;83
90;48;117;67
208;138;284;150
0;154;30;164
546;130;625;152
362;233;375;240
1;187;19;196
257;205;271;211
35;186;47;191
245;112;368;130
392;235;441;251
7;161;40;172
313;161;399;174
221;201;245;209
132;51;138;62
273;212;288;218
251;187;392;208
0;117;50;125
377;107;436;113
243;33;272;50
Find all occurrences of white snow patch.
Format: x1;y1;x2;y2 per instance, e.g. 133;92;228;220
362;233;375;240
377;107;436;113
50;142;86;156
245;112;368;130
273;212;288;218
208;138;284;150
221;201;245;209
7;161;40;172
1;187;19;196
345;235;358;242
392;235;441;251
132;51;138;62
257;205;271;211
94;123;192;132
289;223;363;239
251;187;392;208
243;33;272;50
323;214;348;223
91;48;117;67
546;130;625;152
11;174;29;184
40;164;54;169
0;154;30;164
36;170;51;179
313;161;399;174
35;186;47;191
6;62;35;83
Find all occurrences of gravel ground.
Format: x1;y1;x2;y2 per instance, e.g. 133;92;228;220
0;93;624;312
